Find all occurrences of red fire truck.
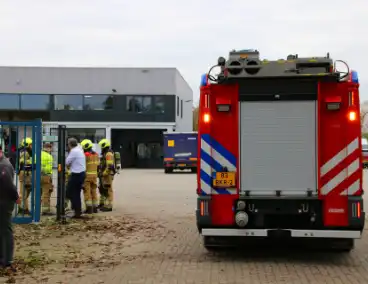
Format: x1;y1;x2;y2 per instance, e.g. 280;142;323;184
196;49;365;252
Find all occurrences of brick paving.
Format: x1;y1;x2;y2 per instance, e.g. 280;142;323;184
16;169;368;283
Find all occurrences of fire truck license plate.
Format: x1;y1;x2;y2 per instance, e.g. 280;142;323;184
213;172;236;187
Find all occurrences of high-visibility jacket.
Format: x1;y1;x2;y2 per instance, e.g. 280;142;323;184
19;150;33;170
85;151;99;177
100;150;115;176
41;151;53;175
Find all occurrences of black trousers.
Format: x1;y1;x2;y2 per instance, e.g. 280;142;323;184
66;172;85;215
0;202;14;266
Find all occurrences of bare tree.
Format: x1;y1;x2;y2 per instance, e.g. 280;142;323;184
361;109;368;130
360;109;368;132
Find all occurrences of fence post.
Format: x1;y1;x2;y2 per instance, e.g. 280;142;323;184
56;125;67;223
33;119;42;223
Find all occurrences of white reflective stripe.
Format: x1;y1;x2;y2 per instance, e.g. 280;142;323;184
200;159;211;176
200;138;212;195
340;179;360;196
201;138;211;154
212;148;236;171
200;180;211;195
320;158;360;195
320;138;359;176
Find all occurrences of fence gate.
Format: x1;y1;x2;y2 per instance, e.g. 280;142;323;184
0;119;42;224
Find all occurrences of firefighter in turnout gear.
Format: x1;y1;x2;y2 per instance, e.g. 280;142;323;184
41;143;53;215
18;138;34;215
98;139;115;212
81;139;99;214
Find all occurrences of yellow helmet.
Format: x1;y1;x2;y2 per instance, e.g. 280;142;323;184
81;139;93;150
21;137;33;148
98;138;110;149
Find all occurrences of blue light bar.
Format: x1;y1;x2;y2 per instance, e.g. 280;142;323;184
351;70;359;83
200;73;208;87
238;49;255;52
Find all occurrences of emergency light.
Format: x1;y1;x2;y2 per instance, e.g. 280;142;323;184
351;70;359;83
200;74;208;87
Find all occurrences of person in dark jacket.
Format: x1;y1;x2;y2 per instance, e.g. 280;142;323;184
0;145;19;272
7;145;16;169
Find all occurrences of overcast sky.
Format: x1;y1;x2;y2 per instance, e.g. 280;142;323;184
0;0;367;104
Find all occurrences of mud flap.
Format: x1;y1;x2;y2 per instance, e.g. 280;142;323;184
323;195;349;227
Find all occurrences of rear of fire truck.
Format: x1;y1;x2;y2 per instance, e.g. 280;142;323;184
196;49;365;252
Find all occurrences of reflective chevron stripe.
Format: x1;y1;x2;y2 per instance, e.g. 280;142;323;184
320;138;359;177
320;137;361;196
340;179;360;196
199;134;237;195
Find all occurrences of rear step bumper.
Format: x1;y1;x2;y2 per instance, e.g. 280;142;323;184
201;228;362;239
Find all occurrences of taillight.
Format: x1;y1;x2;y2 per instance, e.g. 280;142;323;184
352;201;362;218
348;110;357;121
199;200;209;216
203;113;211;123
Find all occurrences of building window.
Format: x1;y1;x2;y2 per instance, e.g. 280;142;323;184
154;96;165;114
67;128;106;145
126;96;152;113
20;94;50;110
0;94;19;110
181;99;183;118
142;96;152;112
54;95;83;110
177;97;179;116
83;95;113;110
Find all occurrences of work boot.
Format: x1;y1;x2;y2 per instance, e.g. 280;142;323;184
84;206;93;214
42;211;53;216
98;203;104;209
93;207;98;213
100;207;112;212
17;208;30;215
71;210;86;219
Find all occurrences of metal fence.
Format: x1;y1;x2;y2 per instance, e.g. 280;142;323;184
1;120;109;224
0;119;42;224
43;125;67;223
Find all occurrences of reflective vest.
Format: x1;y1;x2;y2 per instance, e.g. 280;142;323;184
100;150;115;175
19;150;33;170
85;151;99;176
41;151;53;175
